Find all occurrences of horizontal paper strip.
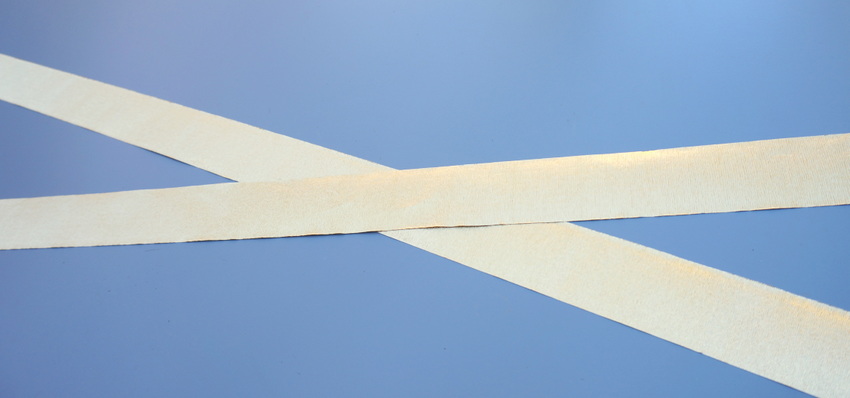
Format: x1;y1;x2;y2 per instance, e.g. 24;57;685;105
2;54;848;396
1;133;849;250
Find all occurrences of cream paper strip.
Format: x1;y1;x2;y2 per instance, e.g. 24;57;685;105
1;132;849;250
1;54;848;396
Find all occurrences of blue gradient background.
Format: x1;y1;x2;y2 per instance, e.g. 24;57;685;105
1;1;849;396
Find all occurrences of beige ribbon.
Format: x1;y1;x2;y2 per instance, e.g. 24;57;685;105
2;54;848;397
1;133;848;250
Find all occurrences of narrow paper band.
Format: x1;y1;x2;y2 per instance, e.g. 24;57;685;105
1;133;848;250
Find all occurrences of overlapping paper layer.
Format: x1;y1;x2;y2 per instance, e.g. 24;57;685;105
2;54;848;397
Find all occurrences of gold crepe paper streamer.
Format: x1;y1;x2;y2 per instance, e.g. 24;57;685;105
1;53;848;397
1;133;849;250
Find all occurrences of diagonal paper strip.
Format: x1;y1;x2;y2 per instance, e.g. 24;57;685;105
1;133;849;250
1;54;848;396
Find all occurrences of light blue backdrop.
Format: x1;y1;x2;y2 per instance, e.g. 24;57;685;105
1;2;848;396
